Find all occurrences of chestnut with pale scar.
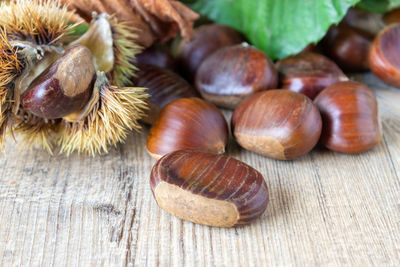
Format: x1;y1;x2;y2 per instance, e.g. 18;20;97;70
232;90;322;160
150;150;269;227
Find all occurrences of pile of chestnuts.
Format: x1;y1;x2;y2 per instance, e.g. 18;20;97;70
138;7;398;227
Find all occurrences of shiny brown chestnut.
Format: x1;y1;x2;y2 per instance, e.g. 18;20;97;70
232;90;322;160
150;150;269;227
136;45;177;72
196;44;278;109
369;23;400;88
276;52;348;99
178;24;244;80
343;8;383;36
21;45;96;119
135;65;199;124
314;81;382;153
299;44;316;54
321;23;373;72
146;97;229;159
383;8;400;25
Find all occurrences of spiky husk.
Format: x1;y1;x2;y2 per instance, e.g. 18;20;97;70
12;113;60;153
0;0;74;45
0;27;22;147
59;83;147;156
109;17;141;87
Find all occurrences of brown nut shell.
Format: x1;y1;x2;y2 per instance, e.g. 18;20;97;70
21;45;96;119
135;65;199;124
146;98;229;159
232;90;322;160
178;24;244;81
314;81;382;153
383;8;400;25
276;52;348;99
136;45;177;72
321;23;373;72
369;23;400;88
150;150;269;227
343;7;383;36
196;44;278;109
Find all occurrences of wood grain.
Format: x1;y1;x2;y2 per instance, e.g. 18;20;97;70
0;73;399;266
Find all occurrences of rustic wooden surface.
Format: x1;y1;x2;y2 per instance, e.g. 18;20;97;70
0;73;399;266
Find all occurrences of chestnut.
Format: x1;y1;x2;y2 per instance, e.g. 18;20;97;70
178;24;244;81
299;44;316;54
276;52;348;99
321;23;373;72
343;7;383;36
232;90;322;160
369;23;400;88
146;97;229;159
314;81;382;153
136;45;177;72
196;44;278;109
21;45;96;119
383;8;400;25
150;150;269;227
135;65;199;124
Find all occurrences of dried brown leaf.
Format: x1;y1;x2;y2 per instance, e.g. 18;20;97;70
61;0;198;48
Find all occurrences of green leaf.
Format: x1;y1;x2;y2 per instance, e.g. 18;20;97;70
357;0;400;13
188;0;360;60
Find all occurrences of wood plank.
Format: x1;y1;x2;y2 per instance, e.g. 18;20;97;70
0;74;399;266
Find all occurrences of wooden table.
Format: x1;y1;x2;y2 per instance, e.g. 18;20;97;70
0;73;399;266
